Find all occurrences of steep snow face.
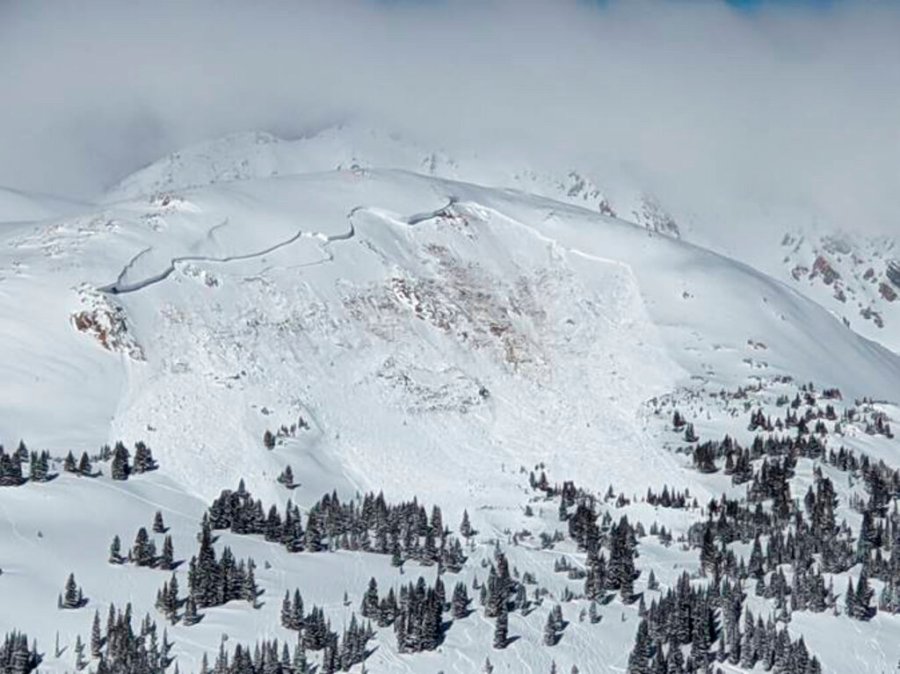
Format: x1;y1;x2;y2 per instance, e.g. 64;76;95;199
105;126;900;363
6;167;900;506
23;170;685;507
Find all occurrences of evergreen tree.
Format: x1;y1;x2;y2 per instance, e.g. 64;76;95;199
78;451;93;476
91;609;103;657
543;605;563;646
131;527;156;567
132;441;157;473
0;445;24;485
60;573;84;609
182;597;201;626
74;634;87;671
684;423;699;443
153;511;166;534
28;451;50;482
277;465;295;489
361;578;379;619
281;591;294;629
853;570;875;620
110;442;130;481
452;582;470;619
160;535;175;570
493;604;508;649
293;638;309;674
460;510;475;539
108;535;123;564
626;618;652;674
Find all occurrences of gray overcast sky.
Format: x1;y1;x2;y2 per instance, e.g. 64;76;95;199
0;0;898;233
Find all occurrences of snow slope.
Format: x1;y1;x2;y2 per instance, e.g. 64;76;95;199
106;126;677;238
108;124;900;359
11;168;900;500
0;186;87;223
1;142;899;673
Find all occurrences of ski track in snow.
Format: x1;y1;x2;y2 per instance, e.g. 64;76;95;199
90;478;198;524
0;499;39;553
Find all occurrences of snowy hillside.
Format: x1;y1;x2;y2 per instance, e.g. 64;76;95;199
1;141;900;674
106;126;680;239
0;187;85;224
109;125;900;358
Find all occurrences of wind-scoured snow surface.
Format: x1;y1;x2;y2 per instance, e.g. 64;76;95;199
1;133;900;673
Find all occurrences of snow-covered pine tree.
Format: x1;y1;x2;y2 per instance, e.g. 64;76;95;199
182;596;200;626
452;581;469;619
78;451;93;476
152;511;166;534
110;442;130;481
131;527;156;567
60;573;84;609
74;634;87;671
132;441;156;473
108;535;123;564
460;509;475;539
160;535;174;570
90;609;102;657
493;604;508;649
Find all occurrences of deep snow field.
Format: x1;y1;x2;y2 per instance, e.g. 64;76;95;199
1;127;899;673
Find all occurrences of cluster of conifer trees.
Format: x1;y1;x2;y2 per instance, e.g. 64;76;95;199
203;639;306;674
109;523;175;571
644;486;696;510
205;482;467;570
0;438;159;486
553;483;639;602
58;573;87;610
392;576;446;653
0;443;27;486
277;586;374;669
10;378;900;673
110;441;157;481
0;442;53;486
63;450;96;476
529;411;840;674
186;520;260;610
679;388;900;627
67;603;175;674
0;631;40;673
626;572;822;674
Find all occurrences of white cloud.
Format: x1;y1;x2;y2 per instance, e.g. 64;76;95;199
0;0;898;233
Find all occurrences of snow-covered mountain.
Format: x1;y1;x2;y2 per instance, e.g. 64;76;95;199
106;126;681;239
108;125;900;356
777;231;900;352
2;131;900;674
